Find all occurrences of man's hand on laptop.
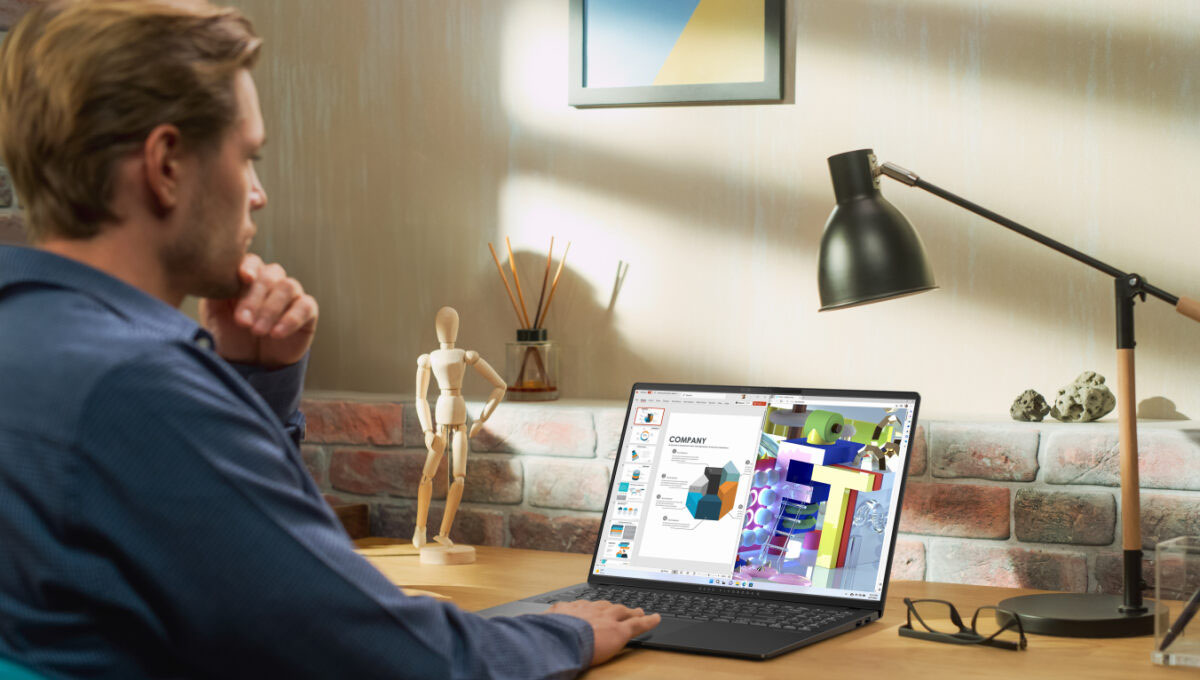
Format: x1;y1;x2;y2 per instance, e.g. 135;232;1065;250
200;254;319;369
546;600;661;665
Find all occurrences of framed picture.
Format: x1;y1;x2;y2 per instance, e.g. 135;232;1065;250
568;0;784;107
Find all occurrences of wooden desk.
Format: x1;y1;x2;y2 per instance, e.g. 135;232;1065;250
356;539;1173;679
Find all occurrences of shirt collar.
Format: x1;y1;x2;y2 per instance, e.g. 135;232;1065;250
0;244;210;344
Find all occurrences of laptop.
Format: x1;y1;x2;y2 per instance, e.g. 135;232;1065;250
479;383;920;659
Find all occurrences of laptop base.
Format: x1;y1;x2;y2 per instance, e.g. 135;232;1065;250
476;582;876;660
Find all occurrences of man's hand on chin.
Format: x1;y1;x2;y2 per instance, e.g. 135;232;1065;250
199;254;318;368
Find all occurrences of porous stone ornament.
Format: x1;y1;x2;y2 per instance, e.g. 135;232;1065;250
1049;371;1116;422
1010;389;1051;422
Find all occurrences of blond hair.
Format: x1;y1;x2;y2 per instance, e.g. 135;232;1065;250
0;0;261;240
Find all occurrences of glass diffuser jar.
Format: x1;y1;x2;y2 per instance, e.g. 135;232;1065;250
506;328;558;401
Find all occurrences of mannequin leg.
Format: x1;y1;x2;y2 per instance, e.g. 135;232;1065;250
413;428;447;548
435;425;468;546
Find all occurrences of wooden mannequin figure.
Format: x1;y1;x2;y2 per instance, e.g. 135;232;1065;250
413;307;506;565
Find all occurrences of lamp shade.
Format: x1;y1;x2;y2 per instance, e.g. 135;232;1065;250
818;149;937;311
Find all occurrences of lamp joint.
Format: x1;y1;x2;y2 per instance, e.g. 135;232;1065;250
1119;274;1149;304
1114;275;1143;350
879;162;920;187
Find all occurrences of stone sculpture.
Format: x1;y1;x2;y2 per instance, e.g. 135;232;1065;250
1010;389;1051;422
1049;371;1116;422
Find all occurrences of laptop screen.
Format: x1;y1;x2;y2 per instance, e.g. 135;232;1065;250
592;385;918;603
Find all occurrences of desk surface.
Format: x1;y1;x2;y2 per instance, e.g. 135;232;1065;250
356;539;1174;679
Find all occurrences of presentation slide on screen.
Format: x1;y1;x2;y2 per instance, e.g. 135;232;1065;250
637;412;761;566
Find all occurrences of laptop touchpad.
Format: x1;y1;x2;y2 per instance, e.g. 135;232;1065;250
630;616;697;643
633;620;804;657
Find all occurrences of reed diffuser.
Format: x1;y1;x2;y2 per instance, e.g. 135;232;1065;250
488;237;569;401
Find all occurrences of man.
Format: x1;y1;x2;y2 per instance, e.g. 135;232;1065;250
0;1;658;678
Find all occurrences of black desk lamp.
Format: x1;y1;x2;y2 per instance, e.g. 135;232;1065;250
819;148;1200;637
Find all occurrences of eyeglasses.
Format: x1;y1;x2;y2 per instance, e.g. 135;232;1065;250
899;598;1028;651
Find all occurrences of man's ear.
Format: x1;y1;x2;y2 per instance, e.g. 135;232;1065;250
143;124;185;216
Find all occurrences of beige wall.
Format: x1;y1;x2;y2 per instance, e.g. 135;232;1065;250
234;0;1200;420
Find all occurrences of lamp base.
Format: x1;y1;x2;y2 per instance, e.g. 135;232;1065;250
997;593;1163;638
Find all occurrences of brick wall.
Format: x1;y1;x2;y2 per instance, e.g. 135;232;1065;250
906;425;1200;597
303;397;622;554
302;395;1200;595
0;0;32;245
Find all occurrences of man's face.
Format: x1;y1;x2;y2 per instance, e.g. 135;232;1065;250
167;69;267;299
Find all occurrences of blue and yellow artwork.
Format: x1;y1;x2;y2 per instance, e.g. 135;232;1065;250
584;0;766;88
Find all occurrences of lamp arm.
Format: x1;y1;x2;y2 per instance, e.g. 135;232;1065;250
878;162;1198;315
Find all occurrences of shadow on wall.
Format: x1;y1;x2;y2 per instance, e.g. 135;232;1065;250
1139;397;1189;421
501;249;665;396
801;0;1198;124
244;0;1200;402
495;0;1200;388
503;128;1150;391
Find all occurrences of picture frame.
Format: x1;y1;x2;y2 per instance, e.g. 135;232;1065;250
568;0;784;108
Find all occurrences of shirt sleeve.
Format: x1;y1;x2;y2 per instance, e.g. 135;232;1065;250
228;353;308;446
72;345;593;680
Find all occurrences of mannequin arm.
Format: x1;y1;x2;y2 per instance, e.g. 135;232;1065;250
415;354;436;447
465;350;506;438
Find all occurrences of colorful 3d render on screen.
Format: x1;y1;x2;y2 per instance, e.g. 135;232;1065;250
733;404;907;592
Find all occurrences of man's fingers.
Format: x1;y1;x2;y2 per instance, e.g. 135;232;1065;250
548;599;651;622
236;262;286;327
252;277;303;334
622;613;661;637
269;294;318;338
608;605;644;621
582;601;644;622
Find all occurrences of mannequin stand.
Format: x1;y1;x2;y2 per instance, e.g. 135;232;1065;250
419;544;476;566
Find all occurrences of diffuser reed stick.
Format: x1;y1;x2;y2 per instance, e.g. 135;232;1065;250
505;237;531;327
532;237;554;328
487;243;524;326
536;241;570;329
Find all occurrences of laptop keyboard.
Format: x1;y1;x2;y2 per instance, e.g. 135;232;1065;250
533;585;863;631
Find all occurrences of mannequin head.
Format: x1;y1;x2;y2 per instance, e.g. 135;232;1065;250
435;306;459;346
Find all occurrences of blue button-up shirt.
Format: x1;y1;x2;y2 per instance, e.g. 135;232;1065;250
0;245;592;679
